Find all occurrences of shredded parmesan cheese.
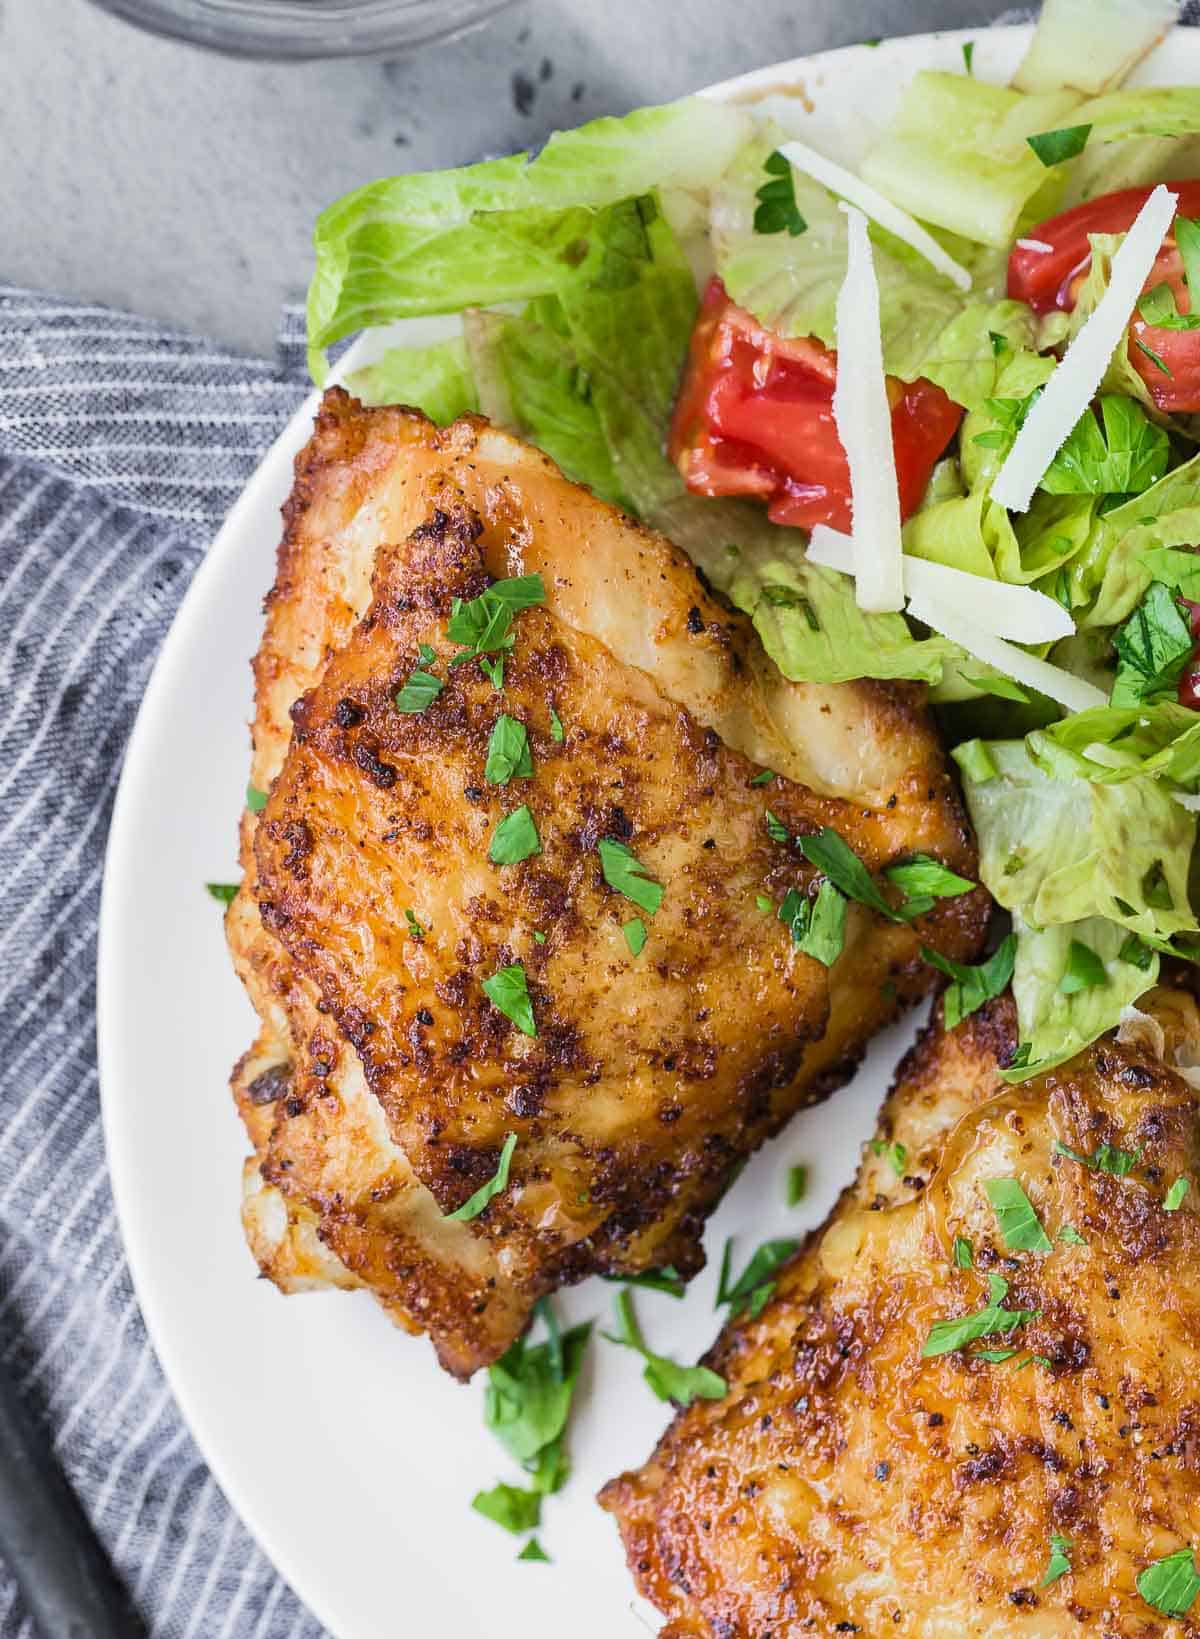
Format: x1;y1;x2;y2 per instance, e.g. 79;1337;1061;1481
777;139;973;291
832;206;905;614
1015;237;1054;254
991;184;1179;514
807;524;1075;643
905;592;1108;712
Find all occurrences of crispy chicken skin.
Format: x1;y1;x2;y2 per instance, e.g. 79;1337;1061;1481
227;390;986;1377
601;989;1200;1637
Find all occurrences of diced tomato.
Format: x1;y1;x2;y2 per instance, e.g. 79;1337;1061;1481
1008;182;1200;413
668;277;962;533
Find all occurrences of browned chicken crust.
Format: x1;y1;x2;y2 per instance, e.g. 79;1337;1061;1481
226;390;987;1378
601;990;1200;1637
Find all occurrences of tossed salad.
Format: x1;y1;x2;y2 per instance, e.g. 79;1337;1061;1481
306;0;1200;1082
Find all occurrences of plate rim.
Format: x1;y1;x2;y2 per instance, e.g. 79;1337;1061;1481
93;19;1121;1633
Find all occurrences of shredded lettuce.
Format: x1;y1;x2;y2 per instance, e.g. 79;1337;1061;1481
955;737;1197;942
919;299;1039;412
306;97;749;376
710;135;978;379
346;336;478;422
1008;912;1159;1079
1035;701;1200;788
859;74;1083;249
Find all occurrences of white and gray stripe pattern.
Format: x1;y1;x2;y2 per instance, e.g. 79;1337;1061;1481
0;285;324;1638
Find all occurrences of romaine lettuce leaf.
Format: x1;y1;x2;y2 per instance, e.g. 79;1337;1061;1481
859;74;1082;249
1007;911;1159;1080
710;136;975;379
345;336;478;422
954;737;1198;941
307;97;748;375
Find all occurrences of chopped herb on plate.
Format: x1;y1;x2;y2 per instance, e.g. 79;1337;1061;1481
445;1132;518;1221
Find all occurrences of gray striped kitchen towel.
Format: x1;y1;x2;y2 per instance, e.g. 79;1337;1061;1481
0;286;320;1639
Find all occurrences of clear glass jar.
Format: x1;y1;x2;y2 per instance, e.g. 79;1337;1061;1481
84;0;519;60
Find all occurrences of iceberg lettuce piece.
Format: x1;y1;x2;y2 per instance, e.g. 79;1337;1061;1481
345;336;478;423
1007;911;1159;1080
954;737;1198;941
306;96;748;374
859;74;1082;249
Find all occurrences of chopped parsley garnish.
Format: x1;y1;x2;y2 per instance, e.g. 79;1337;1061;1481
750;769;777;786
395;666;443;714
884;855;975;900
983;1178;1052;1254
778;879;847;967
1135;335;1173;377
765;810;790;844
446;1132;518;1221
799;827;901;921
601;1266;686;1299
597;838;663;917
754;150;807;238
921;935;1016;1031
755;893;773;914
715;1237;799;1320
1137;1547;1200;1617
1059;939;1108;995
1178;214;1200;298
988;330;1009;357
484;1307;590;1479
1054;1138;1142;1176
961;39;975;73
205;882;239;905
1111;582;1194;707
549;707;564;743
404;907;426;941
786;1165;808;1206
1040;1533;1073;1587
870;1137;908;1178
447;573;545;665
1026;123;1092;167
622;917;647;956
490;805;541;865
246;783;268;813
604;1289;726;1406
532;930;546;945
1138;280;1200;331
1165;1176;1190;1212
471;1482;541;1534
922;1272;1040;1358
517;1538;550;1563
953;1235;974;1270
1042;395;1169;497
482;964;537;1037
479;654;505;690
1119;933;1156;971
485;714;533;784
1058;1224;1087;1246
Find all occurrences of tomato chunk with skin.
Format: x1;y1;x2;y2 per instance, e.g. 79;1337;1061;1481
1008;183;1200;413
668;277;963;533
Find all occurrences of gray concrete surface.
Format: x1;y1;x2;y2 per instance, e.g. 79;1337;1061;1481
2;1;1014;355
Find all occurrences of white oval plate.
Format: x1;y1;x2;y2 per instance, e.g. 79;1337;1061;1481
98;22;1194;1637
